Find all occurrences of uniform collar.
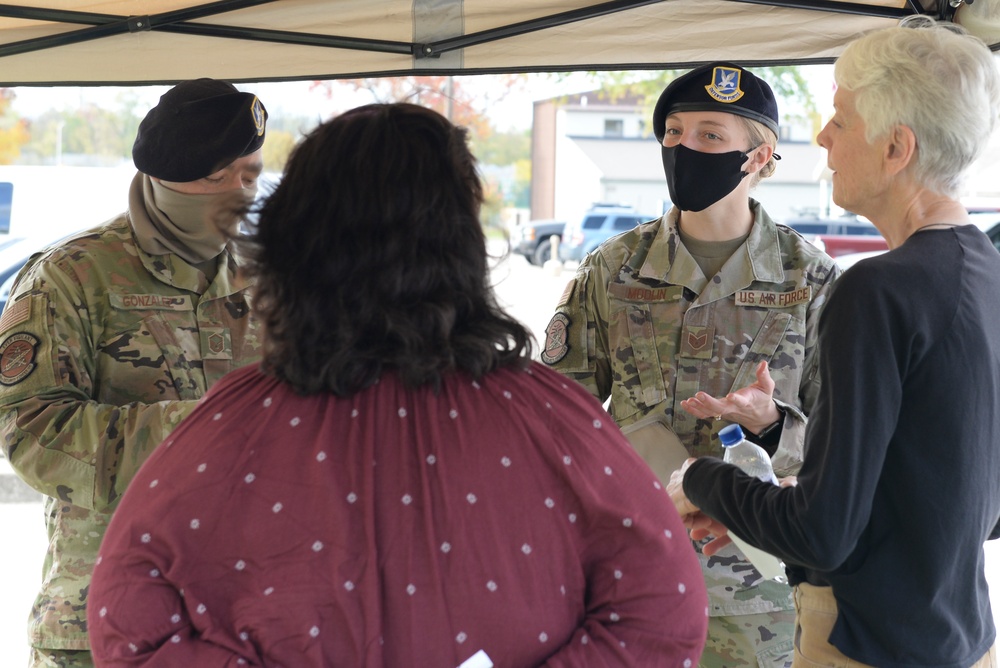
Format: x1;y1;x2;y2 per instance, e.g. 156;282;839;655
743;200;785;282
131;231;250;297
637;199;784;294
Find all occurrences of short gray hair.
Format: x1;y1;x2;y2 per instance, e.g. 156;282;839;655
834;15;1000;195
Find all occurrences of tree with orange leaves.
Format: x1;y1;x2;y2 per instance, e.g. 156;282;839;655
0;89;30;164
311;74;528;141
311;75;532;226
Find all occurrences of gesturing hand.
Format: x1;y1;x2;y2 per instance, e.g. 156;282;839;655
679;360;781;435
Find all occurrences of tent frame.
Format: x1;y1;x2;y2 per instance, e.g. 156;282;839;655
0;0;950;62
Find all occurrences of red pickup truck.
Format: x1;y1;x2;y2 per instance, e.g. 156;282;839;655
782;216;888;258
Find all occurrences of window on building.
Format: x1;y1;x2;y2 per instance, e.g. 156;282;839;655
604;119;624;137
787;223;827;235
615;216;642;230
843;223;881;236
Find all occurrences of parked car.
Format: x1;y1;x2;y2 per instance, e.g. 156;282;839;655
781;214;889;258
966;208;1000;243
834;209;1000;270
511;219;565;265
834;249;883;270
559;205;652;263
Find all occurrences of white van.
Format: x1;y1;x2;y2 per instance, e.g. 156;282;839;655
0;164;136;239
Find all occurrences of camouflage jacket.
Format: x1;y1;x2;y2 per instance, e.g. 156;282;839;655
543;202;840;617
0;214;262;650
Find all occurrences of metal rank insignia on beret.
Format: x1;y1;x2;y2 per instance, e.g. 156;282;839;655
251;97;266;137
705;66;745;104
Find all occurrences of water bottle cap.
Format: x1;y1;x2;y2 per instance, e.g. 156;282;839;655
719;423;745;447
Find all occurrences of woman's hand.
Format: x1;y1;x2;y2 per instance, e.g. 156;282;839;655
666;458;700;518
679;360;781;435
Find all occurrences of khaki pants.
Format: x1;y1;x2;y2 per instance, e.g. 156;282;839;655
792;583;997;668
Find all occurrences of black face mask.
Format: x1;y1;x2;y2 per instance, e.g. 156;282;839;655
661;144;750;212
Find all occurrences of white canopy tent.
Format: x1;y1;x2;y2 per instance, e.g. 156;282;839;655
0;0;999;86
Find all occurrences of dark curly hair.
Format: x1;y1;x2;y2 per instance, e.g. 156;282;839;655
242;103;533;396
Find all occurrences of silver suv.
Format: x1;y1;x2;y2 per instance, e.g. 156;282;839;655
559;205;650;262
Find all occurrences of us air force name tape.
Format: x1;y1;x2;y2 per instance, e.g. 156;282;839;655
133;78;268;183
652;62;779;142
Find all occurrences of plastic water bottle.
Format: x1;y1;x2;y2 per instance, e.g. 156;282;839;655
718;423;787;581
720;423;778;484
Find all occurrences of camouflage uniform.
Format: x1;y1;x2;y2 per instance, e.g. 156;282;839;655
0;214;261;665
543;201;839;667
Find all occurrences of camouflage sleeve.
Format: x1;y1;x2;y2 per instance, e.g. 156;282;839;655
542;255;613;403
771;261;842;476
0;259;198;513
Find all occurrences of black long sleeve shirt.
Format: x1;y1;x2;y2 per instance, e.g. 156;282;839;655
686;226;1000;668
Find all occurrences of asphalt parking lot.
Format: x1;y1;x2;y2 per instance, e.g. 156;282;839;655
489;242;574;349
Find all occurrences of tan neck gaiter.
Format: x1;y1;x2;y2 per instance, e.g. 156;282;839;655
127;172;253;265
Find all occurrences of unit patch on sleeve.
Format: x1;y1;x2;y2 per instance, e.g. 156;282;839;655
0;332;39;385
541;313;571;365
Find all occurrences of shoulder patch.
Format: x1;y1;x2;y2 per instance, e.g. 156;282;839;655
0;331;39;386
541;313;571;365
0;298;30;334
557;279;576;308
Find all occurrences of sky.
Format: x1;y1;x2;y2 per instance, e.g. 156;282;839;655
6;67;838;135
6;72;602;133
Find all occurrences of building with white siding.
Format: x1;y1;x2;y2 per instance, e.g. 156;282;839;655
530;89;829;226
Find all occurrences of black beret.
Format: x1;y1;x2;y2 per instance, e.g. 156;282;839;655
133;78;268;182
653;62;779;143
